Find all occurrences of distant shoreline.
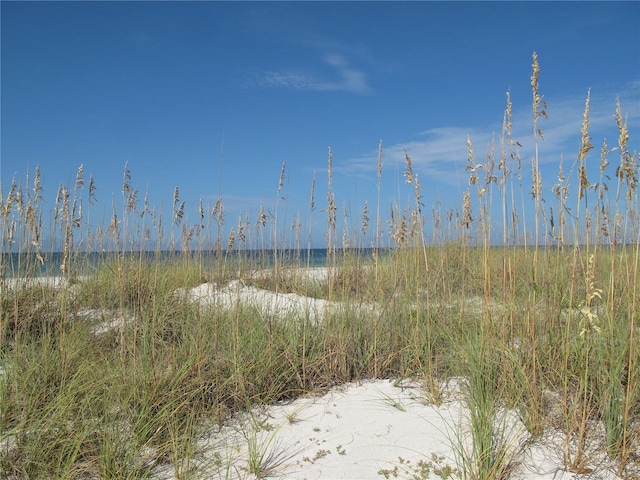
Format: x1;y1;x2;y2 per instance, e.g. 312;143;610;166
1;244;636;278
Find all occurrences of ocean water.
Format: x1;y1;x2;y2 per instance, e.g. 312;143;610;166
1;248;383;278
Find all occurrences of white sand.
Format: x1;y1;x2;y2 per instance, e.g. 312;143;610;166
176;269;376;323
0;275;73;290
151;378;624;480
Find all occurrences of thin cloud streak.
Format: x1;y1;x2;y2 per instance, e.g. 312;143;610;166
256;53;372;95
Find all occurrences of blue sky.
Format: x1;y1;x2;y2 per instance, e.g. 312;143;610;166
2;1;639;249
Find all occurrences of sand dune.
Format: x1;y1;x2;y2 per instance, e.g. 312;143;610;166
151;378;623;480
2;270;632;479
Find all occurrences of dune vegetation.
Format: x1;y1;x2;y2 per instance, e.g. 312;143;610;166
1;54;638;479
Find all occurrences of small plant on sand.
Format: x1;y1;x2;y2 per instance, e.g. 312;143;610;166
378;454;457;480
245;431;284;478
241;413;299;479
377;387;408;412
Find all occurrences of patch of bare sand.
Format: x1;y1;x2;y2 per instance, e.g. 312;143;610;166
176;267;376;323
152;378;627;480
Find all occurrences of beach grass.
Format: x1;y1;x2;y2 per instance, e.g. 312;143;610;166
1;53;638;479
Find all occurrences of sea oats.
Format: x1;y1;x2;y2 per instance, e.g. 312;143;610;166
154;203;164;251
499;100;508;185
552;157;566;200
531;158;542;200
6;219;16;246
237;213;247;244
0;184;5;221
599;204;611;240
377;140;383;180
599;139;610;178
614;98;638;200
71;191;80;227
594;139;612;242
387;204;408;246
141;189;152;218
227;227;235;251
585;208;593;238
174;201;185;226
273;160;288;272
361;200;370;237
54;184;64;221
404;151;425;217
578;90;594;201
597;153;612;211
212;198;224;226
33;166;43;202
505;91;523;186
171;186;183;251
462;190;473;230
15;184;24;219
529;51;549;249
579;90;594;162
181;224;195;251
342;203;349;250
531;51;548;138
108;197;119;238
579;254;603;337
615;97;629;155
257;202;268;229
3;179;17;220
173;185;180;213
484;136;497;187
88;175;97;205
387;205;395;243
410;208;421;242
403;149;415;185
122;162;133;202
465;136;480;187
197;197;204;230
126;187;138;215
326;147;337;256
95;224;104;250
291;213;301;245
309;171;316;213
278;161;286;198
393;209;408;246
73;202;82;229
60;186;70;220
75;164;85;192
307;170;317;267
244;212;251;238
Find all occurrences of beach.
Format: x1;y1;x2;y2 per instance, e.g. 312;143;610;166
2;267;631;479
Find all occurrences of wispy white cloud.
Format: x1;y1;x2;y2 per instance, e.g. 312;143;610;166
339;128;481;188
342;82;639;188
256;53;372;95
259;71;328;91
